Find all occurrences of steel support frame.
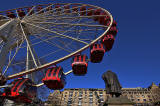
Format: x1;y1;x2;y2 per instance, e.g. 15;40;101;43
0;20;16;74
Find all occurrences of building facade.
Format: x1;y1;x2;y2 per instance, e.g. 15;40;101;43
46;83;160;106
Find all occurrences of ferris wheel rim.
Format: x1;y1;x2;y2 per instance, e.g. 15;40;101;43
0;3;113;80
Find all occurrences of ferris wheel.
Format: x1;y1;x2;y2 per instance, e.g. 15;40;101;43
0;3;118;104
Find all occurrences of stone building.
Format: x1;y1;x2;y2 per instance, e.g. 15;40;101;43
46;83;160;106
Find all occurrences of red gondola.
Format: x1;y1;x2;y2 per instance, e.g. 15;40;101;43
36;6;44;14
6;11;16;18
100;15;110;26
64;5;70;13
87;8;93;16
106;20;117;27
72;6;78;13
17;9;25;17
27;7;34;15
101;34;115;51
55;5;61;14
98;12;107;25
72;54;88;75
94;9;101;21
90;43;105;63
46;6;52;12
42;66;66;90
107;26;118;36
2;78;37;103
80;6;86;16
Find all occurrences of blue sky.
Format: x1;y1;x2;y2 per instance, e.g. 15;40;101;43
0;0;160;89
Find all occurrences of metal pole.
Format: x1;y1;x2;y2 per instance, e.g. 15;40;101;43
25;46;29;78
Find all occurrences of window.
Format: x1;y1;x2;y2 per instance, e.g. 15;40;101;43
137;99;140;101
53;69;57;76
89;98;93;101
79;94;82;98
149;99;152;101
69;91;73;93
68;98;72;101
89;91;93;95
78;101;82;105
58;69;62;78
148;95;150;98
100;95;103;98
79;91;83;95
89;95;93;98
99;91;103;95
85;91;87;94
131;99;134;101
48;69;52;77
79;98;82;100
142;95;145;98
89;98;93;104
101;99;104;102
143;99;146;102
67;101;72;105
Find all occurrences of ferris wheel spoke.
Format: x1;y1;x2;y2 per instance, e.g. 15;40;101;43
47;18;83;51
22;4;53;21
26;13;105;22
23;3;72;21
34;25;81;52
20;35;60;48
24;5;83;22
36;33;74;52
27;13;78;23
40;27;103;35
0;23;17;74
9;48;62;68
38;49;62;60
23;22;89;45
64;70;73;75
0;19;15;33
55;38;74;52
3;39;25;75
21;21;79;48
25;14;80;21
25;22;104;37
34;35;72;53
0;19;11;25
0;14;12;21
22;6;36;20
27;21;107;28
0;41;4;53
20;23;38;68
